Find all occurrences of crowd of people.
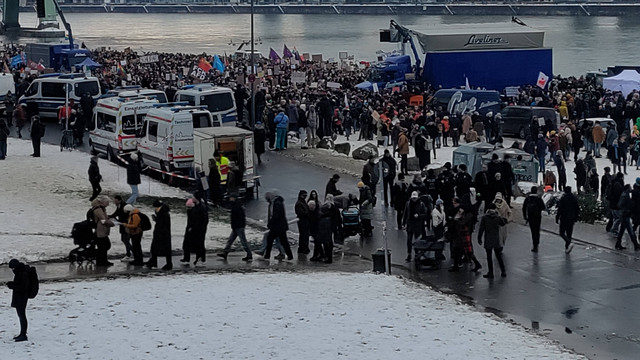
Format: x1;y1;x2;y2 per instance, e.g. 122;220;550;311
3;42;640;279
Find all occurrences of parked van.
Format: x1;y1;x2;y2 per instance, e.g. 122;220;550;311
0;73;16;115
137;104;221;175
431;89;501;117
173;84;236;125
104;85;168;103
193;127;256;196
500;106;560;139
89;96;159;160
18;73;101;118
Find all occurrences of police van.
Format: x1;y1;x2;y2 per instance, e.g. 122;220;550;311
18;73;101;118
89;96;158;160
137;104;221;176
173;83;236;125
104;85;168;103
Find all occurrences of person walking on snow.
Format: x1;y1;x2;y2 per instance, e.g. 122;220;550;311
7;259;31;342
88;156;102;201
556;186;580;254
147;200;173;270
218;194;253;262
127;153;142;204
183;197;210;265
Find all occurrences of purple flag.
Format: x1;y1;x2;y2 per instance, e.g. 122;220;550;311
283;44;293;59
269;48;281;62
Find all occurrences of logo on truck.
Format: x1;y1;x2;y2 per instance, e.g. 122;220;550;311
464;35;509;48
447;91;499;116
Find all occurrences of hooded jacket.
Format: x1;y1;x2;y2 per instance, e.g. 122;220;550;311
478;208;507;249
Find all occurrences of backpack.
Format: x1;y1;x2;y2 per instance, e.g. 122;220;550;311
525;196;542;219
139;212;152;231
27;266;39;299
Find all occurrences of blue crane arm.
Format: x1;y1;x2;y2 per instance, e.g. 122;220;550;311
52;0;73;48
390;20;422;80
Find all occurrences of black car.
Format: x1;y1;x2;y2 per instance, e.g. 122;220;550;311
500;106;560;139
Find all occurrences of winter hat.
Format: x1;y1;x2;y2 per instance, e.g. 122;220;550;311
123;204;134;212
357;181;365;188
130;153;138;161
494;192;503;200
152;199;164;208
186;198;195;208
436;198;444;206
411;191;419;199
300;104;307;111
308;200;316;211
8;259;19;269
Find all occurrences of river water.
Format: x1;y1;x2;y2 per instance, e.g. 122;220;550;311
5;13;640;76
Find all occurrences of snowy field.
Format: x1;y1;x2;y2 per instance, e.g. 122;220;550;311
0;138;263;264
0;272;586;359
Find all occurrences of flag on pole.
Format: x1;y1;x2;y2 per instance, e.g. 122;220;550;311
10;53;25;68
198;57;212;72
294;47;305;62
465;76;470;90
283;44;293;59
536;71;549;89
223;51;229;67
116;62;126;77
269;48;281;63
212;55;225;73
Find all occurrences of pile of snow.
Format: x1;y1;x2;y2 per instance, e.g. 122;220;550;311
0;272;586;359
0;138;262;264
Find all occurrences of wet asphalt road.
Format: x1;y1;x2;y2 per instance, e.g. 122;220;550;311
9;126;640;359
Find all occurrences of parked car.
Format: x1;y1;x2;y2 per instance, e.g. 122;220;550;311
499;106;560;139
577;117;617;132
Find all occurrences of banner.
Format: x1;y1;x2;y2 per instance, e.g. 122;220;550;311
291;71;306;84
139;54;159;64
190;65;207;80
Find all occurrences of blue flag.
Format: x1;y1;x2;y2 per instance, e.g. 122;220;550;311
10;53;24;68
212;55;225;73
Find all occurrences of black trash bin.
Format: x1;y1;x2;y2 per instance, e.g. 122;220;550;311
372;249;391;274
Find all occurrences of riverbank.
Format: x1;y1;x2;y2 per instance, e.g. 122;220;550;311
23;3;640;16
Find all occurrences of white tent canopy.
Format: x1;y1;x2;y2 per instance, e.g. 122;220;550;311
603;70;640;97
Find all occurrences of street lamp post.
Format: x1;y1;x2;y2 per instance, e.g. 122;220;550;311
250;0;256;129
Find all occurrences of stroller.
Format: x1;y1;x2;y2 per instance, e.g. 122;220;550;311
68;220;97;265
341;206;361;239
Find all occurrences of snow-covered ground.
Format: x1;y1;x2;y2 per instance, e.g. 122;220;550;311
0;138;263;264
0;272;586;359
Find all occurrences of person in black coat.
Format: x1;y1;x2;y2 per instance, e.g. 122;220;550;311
110;195;131;259
313;201;334;263
127;153;142;204
7;259;30;342
254;121;266;164
324;174;343;200
393;173;409;230
449;115;461;147
615;185;639;250
403;192;427;262
219;194;253;261
380;149;397;207
264;195;293;260
147;200;173;270
30;116;44;157
295;190;311;255
88;156;102;201
522;186;546;252
556;187;580;254
181;197;209;264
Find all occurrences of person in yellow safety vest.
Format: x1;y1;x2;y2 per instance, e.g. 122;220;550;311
214;151;230;185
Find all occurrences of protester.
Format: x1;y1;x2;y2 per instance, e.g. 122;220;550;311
7;259;31;342
147;199;173;270
219;194;253;262
477;203;507;279
88;155;102;201
91;195;114;266
122;203;144;266
556;187;580;254
522;186;546;253
127;153;142;205
183;197;209;265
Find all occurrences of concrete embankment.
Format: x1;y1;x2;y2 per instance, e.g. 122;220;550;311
16;3;640;16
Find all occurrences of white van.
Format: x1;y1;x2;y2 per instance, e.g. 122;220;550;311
18;73;101;118
0;73;16;114
104;85;168;103
137;104;221;175
89;96;159;160
173;84;236;125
